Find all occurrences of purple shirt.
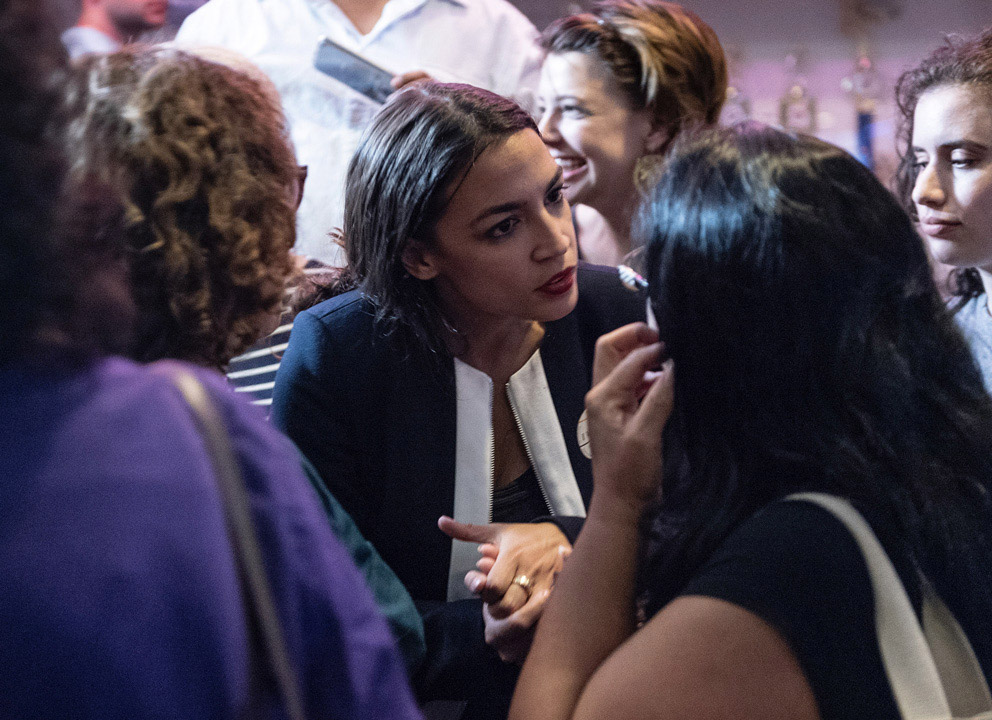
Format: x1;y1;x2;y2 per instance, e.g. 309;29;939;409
0;356;421;720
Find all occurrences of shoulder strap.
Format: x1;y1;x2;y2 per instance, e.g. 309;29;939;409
158;364;307;720
786;492;992;720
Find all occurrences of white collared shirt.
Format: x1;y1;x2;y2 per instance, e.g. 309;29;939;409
176;0;542;263
61;26;121;59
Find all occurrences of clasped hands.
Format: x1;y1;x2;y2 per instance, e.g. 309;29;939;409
438;322;673;664
438;516;571;664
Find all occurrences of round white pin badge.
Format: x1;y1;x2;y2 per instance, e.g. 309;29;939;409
577;409;592;459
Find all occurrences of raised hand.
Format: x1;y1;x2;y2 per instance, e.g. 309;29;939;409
585;322;674;518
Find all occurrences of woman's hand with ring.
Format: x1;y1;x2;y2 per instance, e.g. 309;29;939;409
438;518;569;608
438;518;571;662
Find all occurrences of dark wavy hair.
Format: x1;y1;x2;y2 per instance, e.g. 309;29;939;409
895;27;992;307
0;0;132;365
540;0;727;135
62;47;299;369
638;124;992;624
343;81;537;359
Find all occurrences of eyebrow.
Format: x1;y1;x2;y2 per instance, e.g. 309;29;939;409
914;140;990;153
470;166;565;227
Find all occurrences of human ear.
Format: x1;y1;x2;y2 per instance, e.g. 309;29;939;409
644;124;672;155
401;240;439;281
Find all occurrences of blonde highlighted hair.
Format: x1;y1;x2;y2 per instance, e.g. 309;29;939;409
540;0;727;134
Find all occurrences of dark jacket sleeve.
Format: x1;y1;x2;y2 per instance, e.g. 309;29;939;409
273;302;516;705
414;599;519;709
273;304;372;529
537;515;585;544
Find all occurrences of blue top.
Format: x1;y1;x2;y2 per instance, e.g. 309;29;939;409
954;294;992;394
0;356;422;720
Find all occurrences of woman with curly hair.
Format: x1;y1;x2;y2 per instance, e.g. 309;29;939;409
63;45;300;369
60;45;429;674
536;0;727;265
895;27;992;391
0;2;420;717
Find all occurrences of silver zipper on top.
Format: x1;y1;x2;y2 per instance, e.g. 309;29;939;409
506;383;553;516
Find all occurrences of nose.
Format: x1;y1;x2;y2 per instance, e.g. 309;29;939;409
912;160;945;210
537;107;561;144
533;205;574;262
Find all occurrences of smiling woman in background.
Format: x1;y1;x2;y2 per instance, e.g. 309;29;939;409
896;27;992;391
536;0;727;266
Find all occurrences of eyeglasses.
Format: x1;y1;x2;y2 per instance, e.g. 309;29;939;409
293;165;308;209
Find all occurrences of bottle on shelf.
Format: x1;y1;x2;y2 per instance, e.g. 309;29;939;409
721;45;752;126
842;46;882;171
778;48;817;134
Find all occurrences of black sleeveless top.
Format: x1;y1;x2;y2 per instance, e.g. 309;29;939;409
676;500;992;719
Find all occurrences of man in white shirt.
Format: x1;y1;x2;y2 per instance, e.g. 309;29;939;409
62;0;169;58
176;0;542;264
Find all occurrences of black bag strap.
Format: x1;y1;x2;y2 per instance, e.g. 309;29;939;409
159;364;307;720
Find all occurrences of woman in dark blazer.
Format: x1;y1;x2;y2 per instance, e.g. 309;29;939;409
272;82;641;716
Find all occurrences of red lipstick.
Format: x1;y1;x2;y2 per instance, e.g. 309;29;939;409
538;267;576;296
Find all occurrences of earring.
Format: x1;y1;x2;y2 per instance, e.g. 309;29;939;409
634;153;666;195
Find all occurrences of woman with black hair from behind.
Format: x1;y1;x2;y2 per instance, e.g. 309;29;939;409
0;3;421;717
508;123;992;720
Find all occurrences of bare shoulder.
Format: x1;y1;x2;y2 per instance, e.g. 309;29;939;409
573;595;821;720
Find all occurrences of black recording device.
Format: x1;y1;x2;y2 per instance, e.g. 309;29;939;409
313;36;395;104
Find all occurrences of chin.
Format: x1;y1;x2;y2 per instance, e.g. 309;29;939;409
928;237;990;270
539;285;579;322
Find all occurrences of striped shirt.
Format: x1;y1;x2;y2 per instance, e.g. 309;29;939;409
226;259;331;407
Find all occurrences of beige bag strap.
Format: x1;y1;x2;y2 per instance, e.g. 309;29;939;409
786;493;992;720
155;363;308;720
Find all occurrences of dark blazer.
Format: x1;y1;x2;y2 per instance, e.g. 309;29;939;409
272;263;642;706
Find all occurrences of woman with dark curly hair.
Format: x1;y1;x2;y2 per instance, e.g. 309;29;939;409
512;123;992;720
895;27;992;390
0;2;420;718
536;0;727;265
63;46;300;369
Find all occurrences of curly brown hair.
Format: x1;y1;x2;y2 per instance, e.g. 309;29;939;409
63;47;299;368
894;28;992;307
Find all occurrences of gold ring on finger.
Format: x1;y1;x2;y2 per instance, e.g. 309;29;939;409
511;574;533;595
